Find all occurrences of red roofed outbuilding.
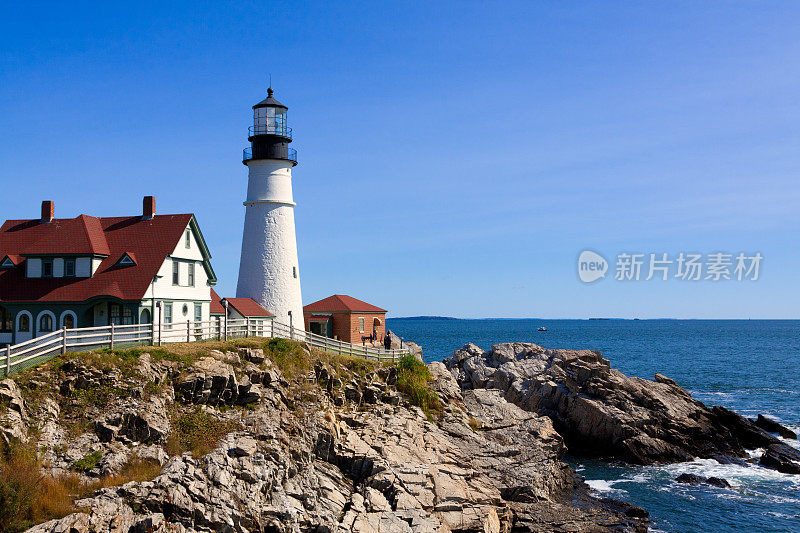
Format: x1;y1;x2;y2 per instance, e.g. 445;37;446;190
303;295;387;344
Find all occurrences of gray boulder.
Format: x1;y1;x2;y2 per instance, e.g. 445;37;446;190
446;342;785;465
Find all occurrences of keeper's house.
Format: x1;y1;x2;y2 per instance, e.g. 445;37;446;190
0;197;216;346
303;294;387;343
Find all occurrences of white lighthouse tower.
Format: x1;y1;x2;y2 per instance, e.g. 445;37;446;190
236;87;303;325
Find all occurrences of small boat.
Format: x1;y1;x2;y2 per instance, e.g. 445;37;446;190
537;326;548;332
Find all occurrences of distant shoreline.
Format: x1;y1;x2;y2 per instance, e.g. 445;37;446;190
388;316;798;321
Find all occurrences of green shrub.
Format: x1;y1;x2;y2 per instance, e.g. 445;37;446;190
395;355;442;421
166;408;240;457
71;450;102;473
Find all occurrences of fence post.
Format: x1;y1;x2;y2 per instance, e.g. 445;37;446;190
61;326;67;355
187;320;191;343
110;322;115;349
150;317;155;346
224;314;228;341
245;318;249;338
5;346;10;376
270;320;274;338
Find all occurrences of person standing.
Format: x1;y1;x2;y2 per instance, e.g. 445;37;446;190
384;331;392;351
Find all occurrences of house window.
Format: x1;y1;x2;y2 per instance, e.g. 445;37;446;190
0;308;12;333
188;263;195;287
110;304;121;325
18;314;30;332
117;254;134;266
293;266;297;279
122;307;134;325
39;314;53;333
62;313;75;329
164;303;173;328
194;303;202;323
185;230;191;248
64;259;75;277
42;259;53;278
359;317;365;333
172;260;179;285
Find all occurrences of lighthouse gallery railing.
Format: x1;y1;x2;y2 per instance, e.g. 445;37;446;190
2;318;414;376
242;146;297;163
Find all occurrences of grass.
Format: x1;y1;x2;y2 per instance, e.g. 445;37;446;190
266;337;310;379
165;407;241;457
0;440;161;533
59;349;142;379
395;355;442;421
71;384;131;408
85;456;161;491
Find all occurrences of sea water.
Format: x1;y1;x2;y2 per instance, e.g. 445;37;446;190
386;318;800;533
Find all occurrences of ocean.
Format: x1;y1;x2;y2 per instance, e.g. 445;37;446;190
386;318;800;533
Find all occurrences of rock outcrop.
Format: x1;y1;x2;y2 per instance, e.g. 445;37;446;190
754;414;798;440
0;378;28;443
759;443;800;474
674;473;731;488
444;342;797;472
12;341;647;532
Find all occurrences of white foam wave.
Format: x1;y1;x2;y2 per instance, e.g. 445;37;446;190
585;479;627;495
745;448;764;460
660;457;800;493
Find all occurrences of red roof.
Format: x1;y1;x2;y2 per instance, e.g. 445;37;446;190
223;298;275;318
5;214;112;256
304;294;387;314
0;213;195;302
210;288;225;315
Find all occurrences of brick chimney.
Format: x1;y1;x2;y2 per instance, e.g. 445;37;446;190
41;200;54;223
142;196;155;220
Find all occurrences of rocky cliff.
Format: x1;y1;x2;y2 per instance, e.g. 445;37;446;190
0;339;647;533
444;342;799;472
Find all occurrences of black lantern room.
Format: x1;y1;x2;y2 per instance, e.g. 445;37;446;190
243;87;298;166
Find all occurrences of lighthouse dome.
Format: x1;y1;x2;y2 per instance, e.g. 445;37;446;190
253;87;287;110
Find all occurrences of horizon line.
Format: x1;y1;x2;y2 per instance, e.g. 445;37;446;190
387;316;800;321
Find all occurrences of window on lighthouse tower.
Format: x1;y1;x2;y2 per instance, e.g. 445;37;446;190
254;106;286;135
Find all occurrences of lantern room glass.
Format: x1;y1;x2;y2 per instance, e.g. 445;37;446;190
253;106;287;136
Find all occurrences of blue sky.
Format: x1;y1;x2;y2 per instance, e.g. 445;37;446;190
1;2;798;318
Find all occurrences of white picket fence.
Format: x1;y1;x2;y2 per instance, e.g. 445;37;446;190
2;318;413;376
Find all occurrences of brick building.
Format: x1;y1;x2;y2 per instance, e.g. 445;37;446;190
303;294;387;344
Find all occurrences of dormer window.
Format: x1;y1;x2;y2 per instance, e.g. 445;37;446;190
42;259;53;278
116;253;136;266
64;258;75;277
0;256;14;268
185;230;191;248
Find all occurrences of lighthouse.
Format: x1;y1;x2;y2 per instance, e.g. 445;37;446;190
236;88;303;326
